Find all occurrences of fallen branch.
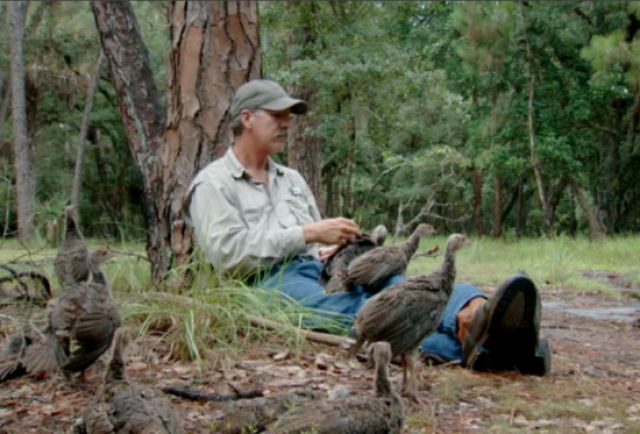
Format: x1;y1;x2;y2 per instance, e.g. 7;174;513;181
163;385;263;402
245;314;347;347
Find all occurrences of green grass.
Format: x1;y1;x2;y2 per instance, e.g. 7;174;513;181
409;234;640;294
2;235;639;368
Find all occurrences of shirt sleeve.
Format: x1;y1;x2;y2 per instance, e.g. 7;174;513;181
188;180;307;276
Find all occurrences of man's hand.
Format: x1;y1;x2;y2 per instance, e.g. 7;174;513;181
303;218;361;246
318;245;340;262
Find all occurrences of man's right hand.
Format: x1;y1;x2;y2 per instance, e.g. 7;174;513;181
303;218;361;245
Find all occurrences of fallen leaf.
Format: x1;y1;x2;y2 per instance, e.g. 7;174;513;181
315;352;332;370
272;350;290;361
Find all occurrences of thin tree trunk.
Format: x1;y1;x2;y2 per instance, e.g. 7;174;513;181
91;0;168;281
519;2;551;232
491;173;502;237
10;1;35;241
71;51;105;208
471;167;483;234
570;182;606;239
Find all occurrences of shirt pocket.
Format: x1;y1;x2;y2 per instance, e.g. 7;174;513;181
285;192;314;225
238;187;270;228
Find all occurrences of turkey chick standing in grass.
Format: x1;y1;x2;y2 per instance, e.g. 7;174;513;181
347;233;470;401
345;223;436;294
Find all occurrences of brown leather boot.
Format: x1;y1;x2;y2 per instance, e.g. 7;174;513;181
462;272;550;375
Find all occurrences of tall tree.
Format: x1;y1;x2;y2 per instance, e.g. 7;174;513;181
10;0;35;241
71;50;104;208
285;2;323;206
91;1;260;282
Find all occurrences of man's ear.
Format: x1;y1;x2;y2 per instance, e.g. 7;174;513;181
240;109;253;129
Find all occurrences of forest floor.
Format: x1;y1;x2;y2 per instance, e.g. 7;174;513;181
1;272;639;433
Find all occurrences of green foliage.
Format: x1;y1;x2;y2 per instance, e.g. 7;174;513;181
3;1;640;243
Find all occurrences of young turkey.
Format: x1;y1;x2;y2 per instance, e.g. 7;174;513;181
72;327;184;434
21;253;120;379
345;223;436;294
321;224;388;294
348;233;470;401
266;341;404;434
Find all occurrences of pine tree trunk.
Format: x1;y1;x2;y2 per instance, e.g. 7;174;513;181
10;0;35;241
92;1;260;282
165;1;260;269
91;0;168;282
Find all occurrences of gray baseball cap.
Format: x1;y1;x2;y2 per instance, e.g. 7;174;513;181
229;79;308;119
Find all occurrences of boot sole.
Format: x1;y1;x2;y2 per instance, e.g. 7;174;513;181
468;274;539;372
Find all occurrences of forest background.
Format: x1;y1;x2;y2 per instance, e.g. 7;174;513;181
1;1;639;281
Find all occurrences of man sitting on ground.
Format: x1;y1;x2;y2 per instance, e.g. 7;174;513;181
185;79;550;375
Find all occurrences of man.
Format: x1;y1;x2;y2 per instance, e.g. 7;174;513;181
185;79;550;375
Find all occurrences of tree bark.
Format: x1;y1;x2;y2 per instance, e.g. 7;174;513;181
10;1;35;241
92;1;260;282
91;0;168;281
71;51;105;208
165;1;260;269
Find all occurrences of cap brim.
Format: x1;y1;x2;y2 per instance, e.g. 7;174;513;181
261;96;309;115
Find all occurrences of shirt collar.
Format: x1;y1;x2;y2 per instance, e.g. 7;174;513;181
226;147;284;180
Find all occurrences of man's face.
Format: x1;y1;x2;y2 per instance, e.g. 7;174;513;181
248;108;292;154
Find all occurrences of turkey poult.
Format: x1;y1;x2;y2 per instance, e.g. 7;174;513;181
54;205;114;286
73;328;184;434
0;333;32;382
348;233;470;401
20;253;120;379
266;341;404;434
321;224;388;294
345;223;436;294
208;391;318;434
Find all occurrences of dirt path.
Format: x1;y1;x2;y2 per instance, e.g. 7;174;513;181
1;278;639;433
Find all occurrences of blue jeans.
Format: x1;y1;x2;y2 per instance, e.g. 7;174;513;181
256;256;486;362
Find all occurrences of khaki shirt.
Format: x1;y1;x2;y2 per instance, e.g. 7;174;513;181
185;148;321;276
